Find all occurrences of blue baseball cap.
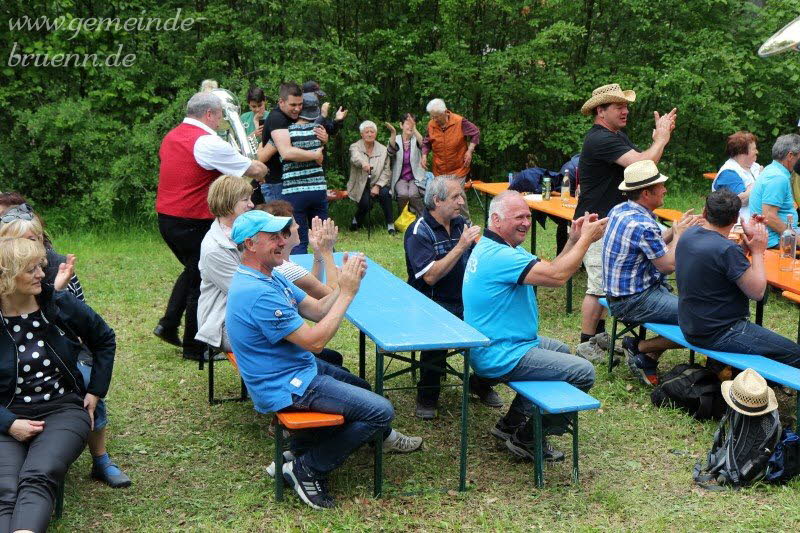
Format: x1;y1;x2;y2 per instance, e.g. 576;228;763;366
231;210;293;244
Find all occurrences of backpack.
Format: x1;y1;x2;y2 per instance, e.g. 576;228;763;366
508;167;562;194
693;408;781;489
765;427;800;483
650;363;726;421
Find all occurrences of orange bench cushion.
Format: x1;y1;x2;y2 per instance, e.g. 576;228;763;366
276;412;344;429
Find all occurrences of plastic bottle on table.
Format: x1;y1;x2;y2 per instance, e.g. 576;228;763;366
780;213;796;272
561;170;571;207
542;176;551;200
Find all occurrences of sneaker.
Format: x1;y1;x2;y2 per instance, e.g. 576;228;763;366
623;337;659;386
415;397;437;420
505;432;565;462
575;339;607;362
469;375;504;408
592;332;623;355
382;429;423;453
282;460;335;510
90;462;132;489
490;418;524;442
266;450;296;478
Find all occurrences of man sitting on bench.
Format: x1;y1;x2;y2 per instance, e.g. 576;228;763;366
225;210;422;510
602;160;699;386
676;188;800;367
462;191;605;461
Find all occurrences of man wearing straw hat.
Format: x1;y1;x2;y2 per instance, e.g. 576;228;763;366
575;83;678;363
602;160;699;386
676;188;800;368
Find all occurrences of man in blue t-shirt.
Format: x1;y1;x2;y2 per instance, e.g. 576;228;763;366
749;134;800;248
404;176;501;419
676;189;800;368
225;210;422;510
463;191;606;462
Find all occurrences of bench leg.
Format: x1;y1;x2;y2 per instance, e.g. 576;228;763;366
571;412;579;484
566;278;573;314
274;418;284;502
533;406;544;488
796;395;800;433
54;478;64;519
608;317;619;373
359;331;366;380
796;307;800;344
374;346;384;498
208;347;216;405
689;350;695;366
459;349;470;492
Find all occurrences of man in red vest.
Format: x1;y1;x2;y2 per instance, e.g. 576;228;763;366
421;98;480;219
155;91;267;361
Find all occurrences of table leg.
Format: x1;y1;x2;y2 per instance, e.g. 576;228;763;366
482;192;489;227
566;278;573;314
571;413;579;484
359;331;366;380
756;299;764;326
374;346;384;497
531;220;537;256
459;349;470;492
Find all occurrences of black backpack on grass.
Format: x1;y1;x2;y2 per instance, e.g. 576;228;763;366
693;408;781;489
650;363;726;421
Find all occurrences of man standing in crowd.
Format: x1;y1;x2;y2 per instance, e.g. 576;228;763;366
463;191;605;461
675;189;800;367
302;80;348;135
677;189;800;367
602;160;698;386
575;83;678;362
750;134;800;248
225;210;422;510
258;82;327;202
421;98;480;218
154;91;267;360
403;177;501;420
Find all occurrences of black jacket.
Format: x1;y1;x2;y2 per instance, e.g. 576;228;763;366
0;284;115;434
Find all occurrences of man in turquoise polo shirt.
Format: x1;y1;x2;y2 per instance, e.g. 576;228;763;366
462;191;606;461
225;210;422;510
750;134;800;247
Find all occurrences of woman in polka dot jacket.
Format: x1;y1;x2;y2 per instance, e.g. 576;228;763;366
0;237;115;532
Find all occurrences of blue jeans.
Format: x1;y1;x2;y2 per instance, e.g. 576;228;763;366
608;283;678;325
260;182;284;203
494;337;595;434
78;360;108;430
688;320;800;368
288;359;394;477
284;189;329;255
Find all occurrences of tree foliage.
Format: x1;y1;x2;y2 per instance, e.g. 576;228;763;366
1;0;799;225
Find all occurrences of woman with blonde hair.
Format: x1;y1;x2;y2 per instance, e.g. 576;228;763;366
0;197;130;488
0;237;116;531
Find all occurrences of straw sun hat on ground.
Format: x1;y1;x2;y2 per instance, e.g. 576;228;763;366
581;83;636;115
618;160;669;192
721;368;778;416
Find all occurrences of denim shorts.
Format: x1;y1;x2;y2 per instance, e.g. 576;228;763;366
77;360;108;430
608;283;678;325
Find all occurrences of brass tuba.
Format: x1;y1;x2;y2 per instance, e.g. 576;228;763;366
759;14;800;57
210;88;256;159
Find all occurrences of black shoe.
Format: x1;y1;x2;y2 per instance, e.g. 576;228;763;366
282;460;335;510
349;221;359;231
415;397;437;420
153;325;181;347
505;432;565;462
490;418;523;442
388;227;397;235
469;375;504;408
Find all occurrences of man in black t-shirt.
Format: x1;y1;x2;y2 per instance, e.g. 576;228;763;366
574;83;678;361
257;82;326;202
676;189;800;368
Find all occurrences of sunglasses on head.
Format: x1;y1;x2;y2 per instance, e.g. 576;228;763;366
0;203;34;223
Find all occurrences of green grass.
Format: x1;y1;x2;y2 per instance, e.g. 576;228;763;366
47;190;800;531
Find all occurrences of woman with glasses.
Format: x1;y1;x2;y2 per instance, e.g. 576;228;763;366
0;195;131;489
0;237;116;532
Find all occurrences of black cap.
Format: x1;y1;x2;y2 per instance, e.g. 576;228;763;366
302;80;326;98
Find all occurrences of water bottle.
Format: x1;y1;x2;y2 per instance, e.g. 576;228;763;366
780;214;796;272
542;176;551;200
508;172;514;183
561;170;572;208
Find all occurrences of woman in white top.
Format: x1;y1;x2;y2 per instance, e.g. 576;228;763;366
712;131;762;220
